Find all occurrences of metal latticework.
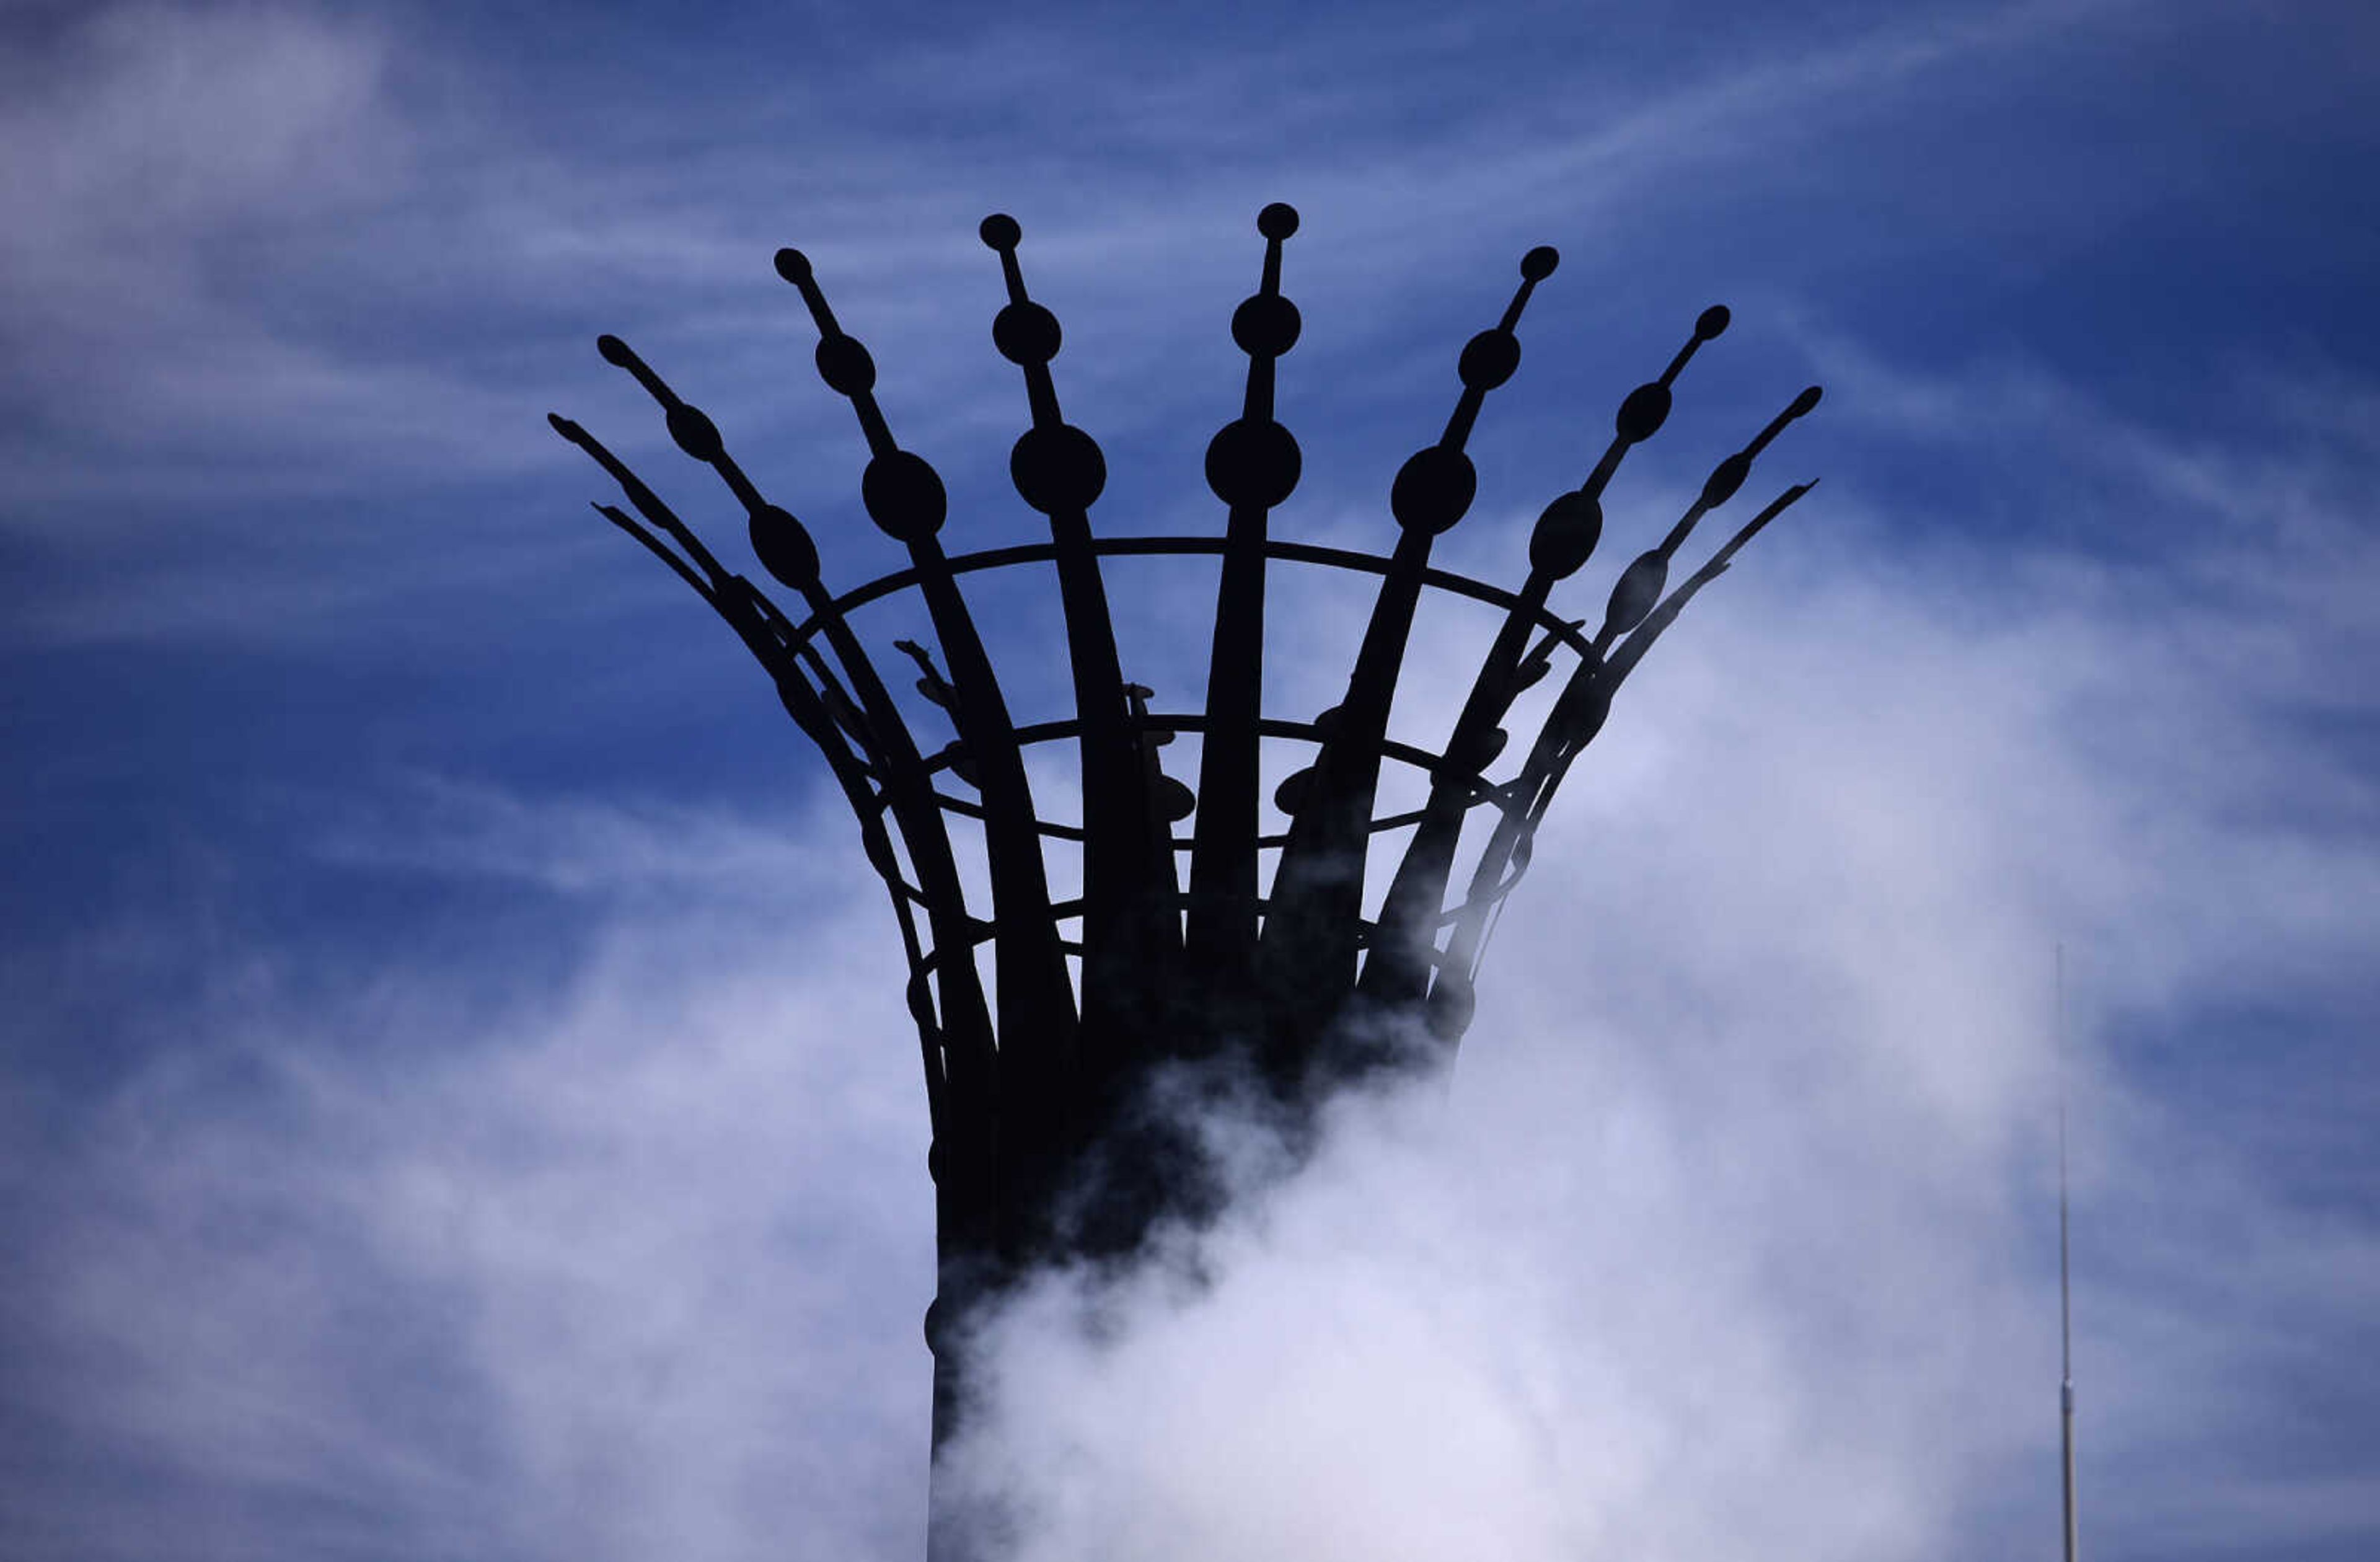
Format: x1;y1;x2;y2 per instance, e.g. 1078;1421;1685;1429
552;202;1819;1558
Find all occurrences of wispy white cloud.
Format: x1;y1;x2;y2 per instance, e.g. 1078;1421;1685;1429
10;875;936;1562
301;772;857;900
12;374;2376;1556
6;4;2375;1559
0;0;2157;525
923;336;2380;1559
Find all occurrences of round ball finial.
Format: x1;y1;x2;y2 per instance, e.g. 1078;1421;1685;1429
596;333;633;366
749;504;820;589
923;1299;947;1354
1205;418;1302;510
1458;328;1522;391
814;333;877;396
1615;381;1672;444
774;248;813;285
992;301;1063;366
1695;304;1731;340
1441;724;1508;777
666;403;723;462
1528;488;1603;578
1701;451;1752;509
1011;423;1108;514
1257;202;1299;240
862;450;949;542
1390;444;1477;535
1521;245;1559;281
1604;550;1669;640
1273;767;1314;817
1232;293;1302;357
979;213;1022;250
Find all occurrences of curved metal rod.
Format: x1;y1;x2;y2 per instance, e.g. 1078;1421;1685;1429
1360;307;1736;1012
552;374;910;796
933;788;1453;850
551;378;1007;1261
905;836;1530;954
1254;245;1559;1080
786;537;1602;664
1429;391;1818;1031
777;249;1083;1212
979;214;1183;1083
565;443;958;1142
589;501;718;604
1188;202;1304;995
1439;479;1818;1000
919;710;1509;810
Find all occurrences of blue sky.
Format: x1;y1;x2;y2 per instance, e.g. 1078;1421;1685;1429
2;2;2376;1558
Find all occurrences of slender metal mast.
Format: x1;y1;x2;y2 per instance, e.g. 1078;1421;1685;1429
2058;942;2080;1562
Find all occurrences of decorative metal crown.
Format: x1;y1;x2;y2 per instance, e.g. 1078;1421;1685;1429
550;202;1819;1288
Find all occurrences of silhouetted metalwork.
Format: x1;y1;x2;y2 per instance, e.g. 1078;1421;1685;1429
552;203;1820;1560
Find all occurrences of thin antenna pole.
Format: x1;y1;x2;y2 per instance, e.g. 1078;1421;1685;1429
2058;942;2080;1562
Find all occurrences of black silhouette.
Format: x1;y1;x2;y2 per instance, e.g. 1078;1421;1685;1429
552;203;1819;1561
